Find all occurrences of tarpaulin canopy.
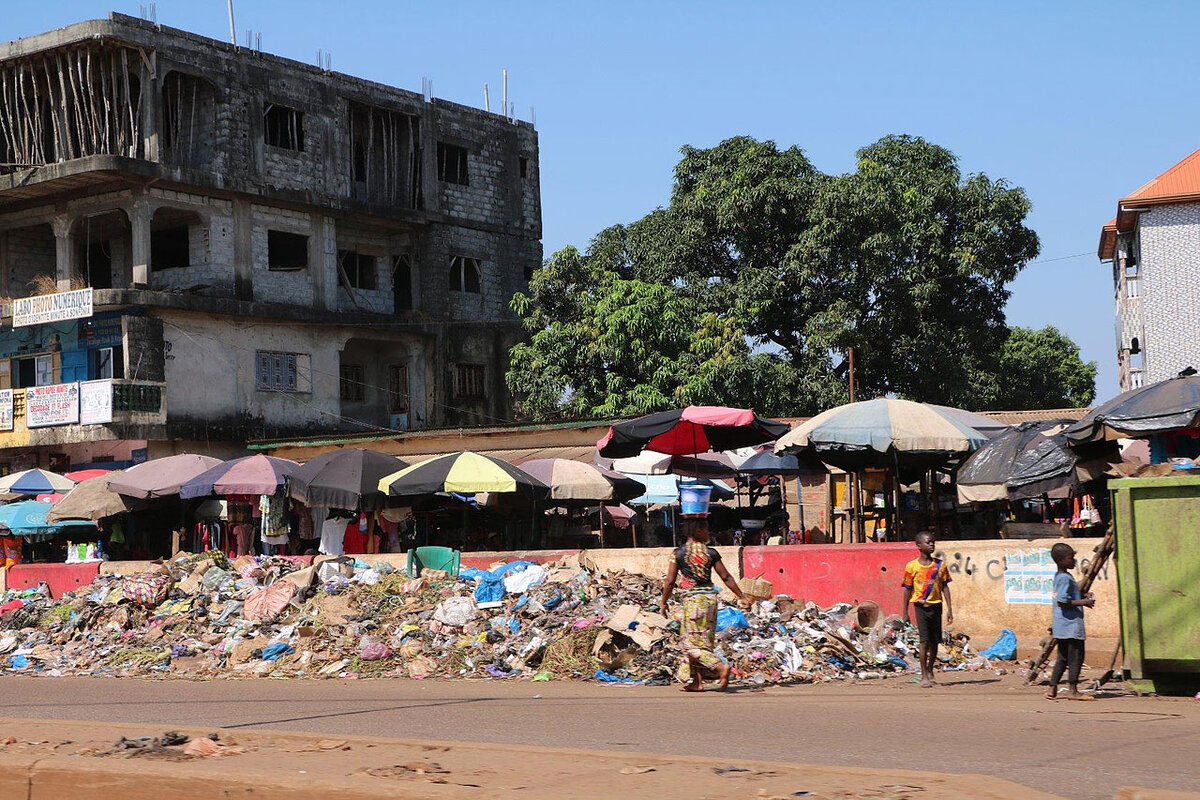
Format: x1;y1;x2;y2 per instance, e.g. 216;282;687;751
180;454;298;499
597;406;790;459
47;470;146;522
0;469;75;496
1066;369;1200;444
287;449;409;510
624;474;735;506
378;451;549;499
775;398;991;470
108;455;224;499
957;421;1074;502
736;449;825;476
517;458;644;503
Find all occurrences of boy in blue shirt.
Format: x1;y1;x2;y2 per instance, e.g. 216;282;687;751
1046;542;1096;700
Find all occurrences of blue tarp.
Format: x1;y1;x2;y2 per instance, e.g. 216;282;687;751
460;560;538;604
0;501;96;538
624;475;735;506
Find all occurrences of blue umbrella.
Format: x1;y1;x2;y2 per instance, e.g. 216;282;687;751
0;500;96;538
0;469;76;496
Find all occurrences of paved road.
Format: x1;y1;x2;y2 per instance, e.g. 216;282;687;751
1;673;1196;800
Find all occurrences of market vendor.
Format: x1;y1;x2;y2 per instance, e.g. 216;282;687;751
660;519;750;692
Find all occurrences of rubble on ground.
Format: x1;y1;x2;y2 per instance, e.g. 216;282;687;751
0;551;997;684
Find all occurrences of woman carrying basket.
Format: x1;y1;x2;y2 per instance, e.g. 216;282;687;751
660;520;750;692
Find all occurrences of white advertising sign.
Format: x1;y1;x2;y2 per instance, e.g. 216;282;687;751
0;390;12;431
25;383;79;428
12;288;94;328
79;380;113;425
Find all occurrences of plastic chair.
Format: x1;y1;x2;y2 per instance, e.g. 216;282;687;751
406;546;461;578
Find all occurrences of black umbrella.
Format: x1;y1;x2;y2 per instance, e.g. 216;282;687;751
737;449;825;476
957;421;1073;502
596;406;790;459
378;452;549;499
1066;368;1200;444
287;449;409;510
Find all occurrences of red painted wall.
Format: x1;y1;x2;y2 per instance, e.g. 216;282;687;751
5;563;100;599
742;543;916;616
459;550;580;571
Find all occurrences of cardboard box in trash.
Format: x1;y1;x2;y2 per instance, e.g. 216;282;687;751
604;604;670;650
739;576;773;602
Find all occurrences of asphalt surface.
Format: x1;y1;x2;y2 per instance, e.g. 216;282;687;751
1;672;1196;800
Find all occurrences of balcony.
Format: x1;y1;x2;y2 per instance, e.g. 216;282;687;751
1;380;167;448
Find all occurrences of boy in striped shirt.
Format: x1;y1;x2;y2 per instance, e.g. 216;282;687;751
902;531;953;688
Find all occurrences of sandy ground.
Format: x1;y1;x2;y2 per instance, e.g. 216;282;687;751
0;671;1197;800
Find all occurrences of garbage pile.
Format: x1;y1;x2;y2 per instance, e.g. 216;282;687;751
0;551;993;684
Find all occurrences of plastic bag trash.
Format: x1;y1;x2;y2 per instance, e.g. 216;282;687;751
9;654;29;670
359;640;392;661
716;607;749;632
980;629;1017;661
244;581;296;621
261;643;293;661
432;596;477;627
532;670;552;682
504;564;548;595
594;669;644;685
373;561;396;575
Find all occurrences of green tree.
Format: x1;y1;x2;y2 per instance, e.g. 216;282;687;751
972;326;1097;410
507;246;796;419
509;135;1061;419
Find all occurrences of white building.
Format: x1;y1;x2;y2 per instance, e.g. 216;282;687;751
1099;148;1200;392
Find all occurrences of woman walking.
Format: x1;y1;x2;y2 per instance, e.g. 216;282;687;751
660;520;750;692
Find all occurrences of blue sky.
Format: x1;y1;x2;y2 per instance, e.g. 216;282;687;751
9;1;1197;401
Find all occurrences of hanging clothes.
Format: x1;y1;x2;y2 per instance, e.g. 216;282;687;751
319;513;347;555
259;495;290;553
343;513;368;555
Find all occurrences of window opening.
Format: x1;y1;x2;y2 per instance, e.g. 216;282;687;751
519;156;529;179
388;363;410;414
92;347;124;380
437;142;469;185
264;103;304;151
454;363;486;400
338;250;377;290
449;256;481;293
339;363;365;403
150;225;190;271
255;351;309;392
268;230;309;271
393;254;413;310
85;241;113;289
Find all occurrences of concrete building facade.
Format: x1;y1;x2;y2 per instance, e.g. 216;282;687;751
1099;148;1200;392
0;14;540;471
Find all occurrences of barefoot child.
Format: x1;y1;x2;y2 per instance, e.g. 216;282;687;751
902;531;953;688
1046;542;1096;700
661;520;749;692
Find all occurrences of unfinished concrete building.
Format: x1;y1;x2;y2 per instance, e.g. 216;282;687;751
0;14;540;470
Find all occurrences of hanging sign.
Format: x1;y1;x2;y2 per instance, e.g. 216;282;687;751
26;383;80;428
79;379;113;425
13;288;94;328
0;390;12;431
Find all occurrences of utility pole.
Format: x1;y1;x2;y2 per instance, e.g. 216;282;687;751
847;346;863;542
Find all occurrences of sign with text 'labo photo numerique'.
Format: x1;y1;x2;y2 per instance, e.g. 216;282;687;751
12;288;94;328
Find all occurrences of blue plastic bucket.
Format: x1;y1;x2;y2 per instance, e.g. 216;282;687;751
679;483;713;515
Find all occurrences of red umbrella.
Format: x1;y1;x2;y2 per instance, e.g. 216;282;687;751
65;469;112;483
597;406;790;459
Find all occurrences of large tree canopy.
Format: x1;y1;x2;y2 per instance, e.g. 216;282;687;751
508;135;1089;420
971;326;1098;411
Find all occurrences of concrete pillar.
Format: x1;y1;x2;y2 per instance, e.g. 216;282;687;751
420;106;439;213
233;199;254;300
309;215;328;311
129;199;152;288
140;51;159;161
51;214;76;291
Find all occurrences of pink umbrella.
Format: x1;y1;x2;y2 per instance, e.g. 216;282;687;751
179;455;299;499
108;454;224;499
65;469;112;483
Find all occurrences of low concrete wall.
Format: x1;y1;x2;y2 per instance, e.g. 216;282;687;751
29;538;1121;658
5;562;99;599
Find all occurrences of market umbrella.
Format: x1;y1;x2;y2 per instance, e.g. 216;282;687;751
957;421;1075;503
0;468;75;496
774;398;989;470
180;454;299;499
378;451;549;499
1006;434;1121;501
596;406;790;459
287;449;409;510
927;405;1011;440
65;469;112;483
517;458;644;503
47;470;147;522
108;454;224;499
1066;368;1200;444
0;500;96;537
737;449;825;476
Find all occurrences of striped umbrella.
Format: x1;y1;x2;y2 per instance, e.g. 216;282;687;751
774;398;990;470
0;469;75;496
378;451;550;499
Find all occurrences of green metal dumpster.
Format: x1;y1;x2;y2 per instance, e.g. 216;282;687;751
1110;475;1200;693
